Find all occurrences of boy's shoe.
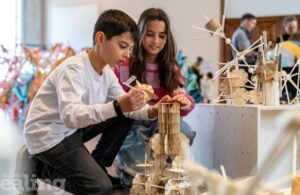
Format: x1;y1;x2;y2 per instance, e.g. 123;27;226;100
99;163;122;189
14;145;38;193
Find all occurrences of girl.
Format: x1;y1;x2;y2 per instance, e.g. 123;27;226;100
114;8;196;187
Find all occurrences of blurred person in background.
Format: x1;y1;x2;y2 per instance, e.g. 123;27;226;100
275;15;298;44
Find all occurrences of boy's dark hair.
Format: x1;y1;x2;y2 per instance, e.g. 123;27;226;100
92;9;138;45
283;15;297;26
241;13;256;21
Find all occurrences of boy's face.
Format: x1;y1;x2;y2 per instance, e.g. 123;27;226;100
99;32;134;67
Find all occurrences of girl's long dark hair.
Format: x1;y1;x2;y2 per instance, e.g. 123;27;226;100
129;8;183;94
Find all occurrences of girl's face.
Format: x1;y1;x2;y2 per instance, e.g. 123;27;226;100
142;20;167;57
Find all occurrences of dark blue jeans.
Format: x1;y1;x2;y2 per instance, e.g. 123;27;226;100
33;116;134;195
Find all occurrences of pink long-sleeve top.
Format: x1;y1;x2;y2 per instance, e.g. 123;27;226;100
114;58;195;116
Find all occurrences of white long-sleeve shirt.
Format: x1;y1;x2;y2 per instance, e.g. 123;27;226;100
24;51;150;155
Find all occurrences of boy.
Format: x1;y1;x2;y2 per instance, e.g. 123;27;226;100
15;9;162;194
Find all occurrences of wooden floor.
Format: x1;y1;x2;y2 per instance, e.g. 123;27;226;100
0;109;129;195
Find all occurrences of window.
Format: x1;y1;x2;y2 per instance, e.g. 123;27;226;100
0;0;21;51
0;0;22;83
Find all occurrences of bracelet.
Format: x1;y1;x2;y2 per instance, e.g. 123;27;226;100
113;100;124;116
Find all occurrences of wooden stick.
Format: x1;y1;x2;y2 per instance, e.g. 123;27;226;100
221;0;227;32
220;165;228;182
122;81;137;90
192;25;222;36
136;183;165;189
293;136;297;177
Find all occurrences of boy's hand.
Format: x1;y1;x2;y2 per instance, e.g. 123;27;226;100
148;95;172;118
118;87;146;112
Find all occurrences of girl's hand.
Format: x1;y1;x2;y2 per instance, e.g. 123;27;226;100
171;94;192;111
148;95;172;118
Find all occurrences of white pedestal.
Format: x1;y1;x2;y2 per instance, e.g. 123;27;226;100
183;104;300;187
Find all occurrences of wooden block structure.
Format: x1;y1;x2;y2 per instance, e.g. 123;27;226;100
130;102;205;194
157;103;181;157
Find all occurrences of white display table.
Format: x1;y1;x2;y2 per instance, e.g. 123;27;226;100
183;104;300;186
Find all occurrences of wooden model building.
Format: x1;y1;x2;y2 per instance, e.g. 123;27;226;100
130;103;206;195
188;1;300;194
193;0;300;106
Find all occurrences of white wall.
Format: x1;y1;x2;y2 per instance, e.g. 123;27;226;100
44;0;300;66
44;0;100;51
44;0;221;70
226;0;300;18
44;0;300;99
0;1;17;50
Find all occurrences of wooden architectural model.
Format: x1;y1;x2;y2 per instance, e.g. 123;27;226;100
193;0;300;106
123;76;158;101
187;0;300;194
130;103;206;194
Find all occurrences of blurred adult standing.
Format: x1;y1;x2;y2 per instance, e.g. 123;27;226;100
275;15;298;44
231;13;257;65
191;56;204;91
279;32;300;100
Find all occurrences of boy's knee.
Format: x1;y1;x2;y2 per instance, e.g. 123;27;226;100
14;145;38;192
88;183;112;195
100;184;113;195
85;179;113;195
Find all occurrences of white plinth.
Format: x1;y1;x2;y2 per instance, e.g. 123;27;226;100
183;104;300;187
